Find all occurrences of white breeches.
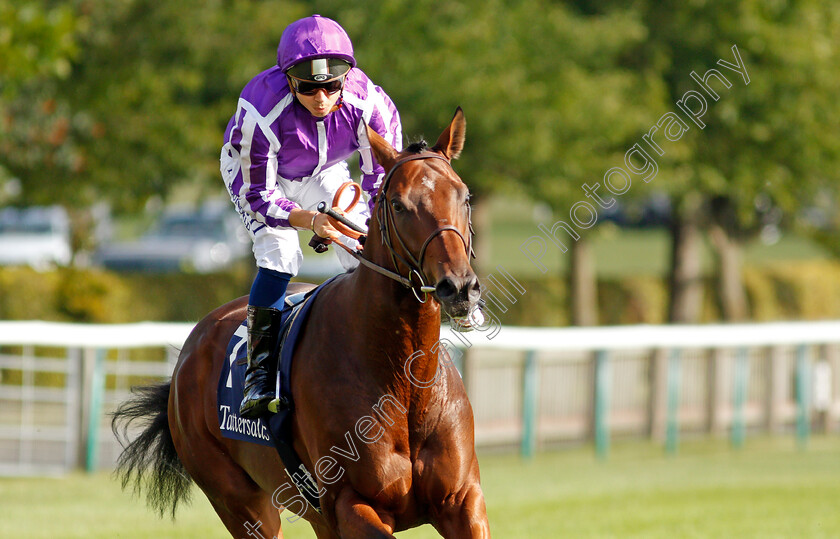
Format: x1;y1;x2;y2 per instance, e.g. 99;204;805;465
233;161;368;276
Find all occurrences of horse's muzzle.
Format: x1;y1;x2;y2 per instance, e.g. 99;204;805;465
435;274;481;318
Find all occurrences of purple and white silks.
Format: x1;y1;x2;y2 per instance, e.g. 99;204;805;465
220;66;402;234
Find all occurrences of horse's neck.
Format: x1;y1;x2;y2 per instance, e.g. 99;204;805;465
345;263;443;396
349;264;440;344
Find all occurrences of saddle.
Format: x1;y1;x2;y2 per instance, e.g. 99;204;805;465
217;278;338;513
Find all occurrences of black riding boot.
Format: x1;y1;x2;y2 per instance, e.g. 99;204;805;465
239;305;284;418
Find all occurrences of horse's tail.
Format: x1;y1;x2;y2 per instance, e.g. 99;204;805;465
111;381;192;518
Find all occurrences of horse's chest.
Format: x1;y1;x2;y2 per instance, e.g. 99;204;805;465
346;432;454;510
346;444;414;506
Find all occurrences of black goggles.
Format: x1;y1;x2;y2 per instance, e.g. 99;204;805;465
288;75;345;96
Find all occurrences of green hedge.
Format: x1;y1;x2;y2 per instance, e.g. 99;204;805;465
0;266;255;323
1;261;838;325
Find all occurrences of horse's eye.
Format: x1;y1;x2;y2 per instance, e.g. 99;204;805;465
391;200;406;213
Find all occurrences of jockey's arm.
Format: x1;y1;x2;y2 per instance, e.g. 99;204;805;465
288;208;341;242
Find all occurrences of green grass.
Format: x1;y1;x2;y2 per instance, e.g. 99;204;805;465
2;437;840;538
489;224;832;280
482;195;832;279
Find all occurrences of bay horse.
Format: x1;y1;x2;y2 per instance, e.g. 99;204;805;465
112;108;491;538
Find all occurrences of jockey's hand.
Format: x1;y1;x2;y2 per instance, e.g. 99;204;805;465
312;212;341;242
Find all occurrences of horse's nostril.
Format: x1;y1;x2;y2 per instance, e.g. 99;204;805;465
468;277;481;302
435;278;458;301
436;276;480;305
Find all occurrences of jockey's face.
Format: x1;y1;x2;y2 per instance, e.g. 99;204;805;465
296;88;342;118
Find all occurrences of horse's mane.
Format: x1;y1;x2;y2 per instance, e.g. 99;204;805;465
405;140;428;154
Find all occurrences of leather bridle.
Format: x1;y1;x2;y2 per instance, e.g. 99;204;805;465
348;152;475;302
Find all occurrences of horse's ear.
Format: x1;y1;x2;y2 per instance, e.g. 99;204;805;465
365;123;399;171
431;107;466;160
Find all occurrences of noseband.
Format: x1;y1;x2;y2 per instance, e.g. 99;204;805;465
355;152;475;302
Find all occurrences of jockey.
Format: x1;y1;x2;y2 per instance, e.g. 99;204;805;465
220;14;403;418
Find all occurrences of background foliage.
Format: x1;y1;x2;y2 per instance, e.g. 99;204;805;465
2;260;839;324
1;0;838;324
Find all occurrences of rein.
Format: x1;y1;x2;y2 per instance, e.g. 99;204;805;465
325;153;474;302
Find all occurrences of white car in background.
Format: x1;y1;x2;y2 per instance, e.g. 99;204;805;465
0;206;72;269
94;202;251;273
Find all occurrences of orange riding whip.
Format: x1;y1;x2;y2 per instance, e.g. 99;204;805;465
309;181;437;297
317;182;366;241
308;182;366;254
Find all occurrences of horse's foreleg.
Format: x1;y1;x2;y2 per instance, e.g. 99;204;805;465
332;487;397;539
433;482;491;539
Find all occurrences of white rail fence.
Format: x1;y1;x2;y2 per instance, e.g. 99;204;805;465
1;320;839;474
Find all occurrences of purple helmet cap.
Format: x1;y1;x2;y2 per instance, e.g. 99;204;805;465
277;15;356;73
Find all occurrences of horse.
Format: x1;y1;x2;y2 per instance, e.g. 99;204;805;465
112;108;491;538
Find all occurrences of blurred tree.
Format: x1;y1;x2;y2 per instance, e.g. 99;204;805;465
0;1;79;199
9;0;836;327
320;0;656;324
619;0;840;321
4;0;654;324
489;3;657;326
1;0;313;258
0;1;78;94
1;0;308;212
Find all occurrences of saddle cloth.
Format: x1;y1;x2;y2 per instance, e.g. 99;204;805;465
216;277;337;511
